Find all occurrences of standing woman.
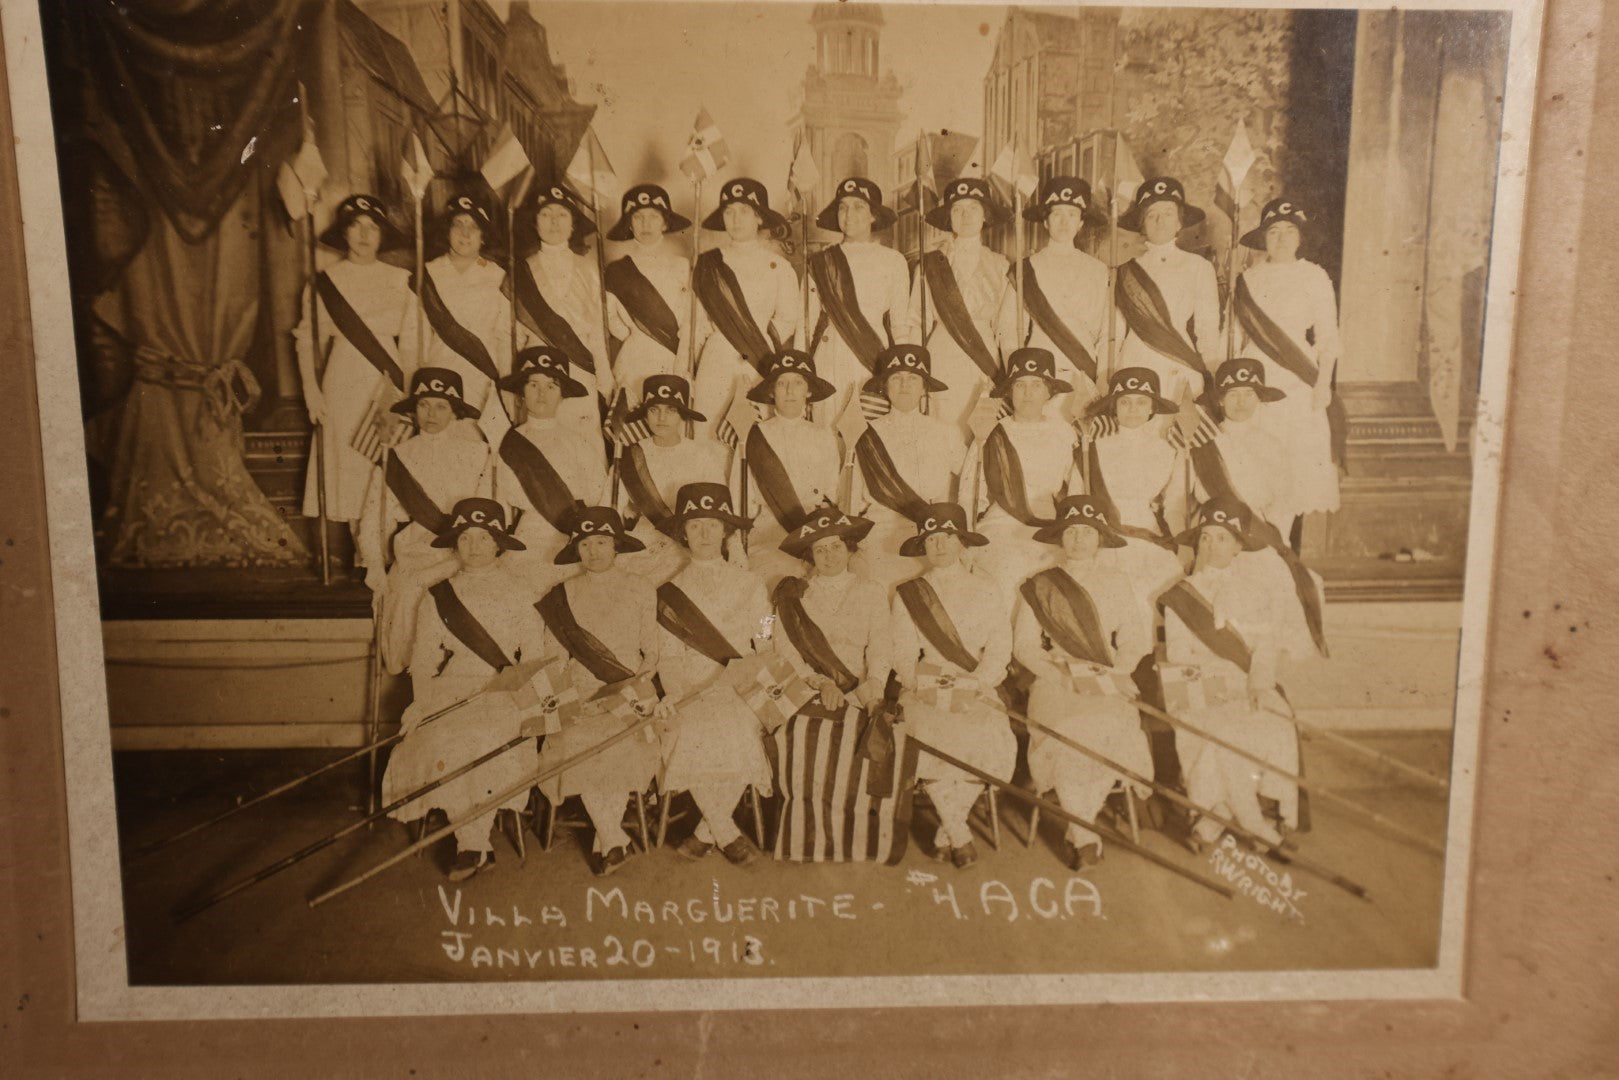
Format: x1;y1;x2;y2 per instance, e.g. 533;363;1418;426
511;184;611;441
961;347;1079;592
1234;198;1343;540
998;177;1110;411
605;184;697;403
689;178;802;439
410;192;513;446
910;177;1011;436
296;194;415;553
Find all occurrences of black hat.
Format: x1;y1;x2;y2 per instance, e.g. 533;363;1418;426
899;502;989;557
1174;495;1266;551
318;193;407;253
779;503;875;559
1213;358;1286;402
1240;197;1309;250
498;346;588;397
1034;495;1128;548
431;498;526;552
1087;367;1180;418
608;184;692;242
748;349;837;405
389;367;482;420
515;183;596;255
1023;176;1105;225
701;177;788;235
629;374;706;423
863;344;948;395
924;176;1010;232
992;347;1074;400
432;190;506;261
816;176;897;232
1117;176;1205;233
555;505;647;565
663;482;748;540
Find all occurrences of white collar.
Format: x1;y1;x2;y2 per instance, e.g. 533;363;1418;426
1144;240;1181;257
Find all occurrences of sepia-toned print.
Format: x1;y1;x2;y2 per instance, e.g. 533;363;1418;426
9;0;1541;1018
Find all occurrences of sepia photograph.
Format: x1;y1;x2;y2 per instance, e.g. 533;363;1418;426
6;0;1542;1019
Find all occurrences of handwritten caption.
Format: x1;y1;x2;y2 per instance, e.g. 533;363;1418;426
1207;835;1306;922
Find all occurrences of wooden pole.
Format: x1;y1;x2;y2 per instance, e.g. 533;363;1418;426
915;132;928;340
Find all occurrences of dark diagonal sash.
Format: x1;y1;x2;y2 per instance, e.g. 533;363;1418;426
1081;440;1175;548
809;246;885;372
498;429;580;533
896;577;979;673
694;249;773;375
384;451;450;534
605;257;680;355
656;582;743;666
983;425;1054;527
1019;568;1113;667
507;258;596;374
429;579;512;672
773;576;860;695
536;584;637;685
315;271;404;390
1159;579;1253;672
415;268;500;382
854;427;927;519
1116;259;1209;379
922;251;999;381
619;443;674;528
745;425;809;531
1020;258;1097;382
1234;275;1319;386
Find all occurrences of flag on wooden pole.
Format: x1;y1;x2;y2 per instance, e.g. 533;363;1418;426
565;127;619;208
277;117;328;221
480;123;532;194
1111;134;1145;210
989;141;1038;199
1215;119;1256;223
400;132;434;202
787;131;820;201
717;379;759;449
679;108;730;182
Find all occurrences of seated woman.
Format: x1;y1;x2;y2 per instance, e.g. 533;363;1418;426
381;499;544;882
654;483;775;865
1013;495;1156;870
533;506;662;877
769;507;908;864
889;503;1015;869
614;374;731;583
357;367;493;674
962;347;1079;592
492;346;609;592
1160;496;1302;852
850;345;966;591
733;349;844;590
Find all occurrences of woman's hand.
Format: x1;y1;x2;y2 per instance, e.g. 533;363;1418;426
818;682;846;710
653;698;676;720
364;566;386;593
304;387;328;427
853;680;884;710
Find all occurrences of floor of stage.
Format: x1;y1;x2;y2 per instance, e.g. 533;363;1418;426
110;731;1454;987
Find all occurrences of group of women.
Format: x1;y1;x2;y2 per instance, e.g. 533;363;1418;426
301;165;1340;882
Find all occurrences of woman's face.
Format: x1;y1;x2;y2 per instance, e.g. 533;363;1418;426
414;396;456;435
536;203;574;248
1010;375;1051;420
837;196;874;241
683;517;727;562
1141;200;1184;246
1222;386;1261;424
644;402;683;442
885;370;925;414
1044;205;1083;245
1264;221;1301;262
949;198;985;239
577;534;618;574
1197;525;1242;570
523;373;564;419
723;201;762;244
456;526;500;570
1115;393;1154;429
1061;523;1102;563
772;372;810;419
345;215;382;262
631;207;666;246
810;535;851;578
922;530;963;569
448;213;484;259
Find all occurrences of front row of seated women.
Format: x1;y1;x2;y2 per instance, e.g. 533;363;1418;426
379;473;1312;884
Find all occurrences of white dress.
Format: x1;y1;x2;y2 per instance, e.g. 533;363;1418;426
1090;424;1187;613
734;414;844;590
1116;240;1222;407
614;436;734;584
492;416;609;592
996;242;1110;409
689;240;802;441
963;414;1077;591
850;407;966;590
806;239;915;425
910;236;1010;437
409;254;513;446
516;245;612;440
607;244;694;403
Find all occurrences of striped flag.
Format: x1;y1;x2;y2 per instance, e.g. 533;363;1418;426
717;379;759;449
480;123;532;194
765;711;920;864
603;388;650;448
787;131;820;203
565;126;619;208
680;107;730;182
349;380;408;463
1215;119;1257;224
1168;384;1221;450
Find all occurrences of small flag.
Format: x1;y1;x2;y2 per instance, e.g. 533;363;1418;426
565;127;619;208
1167;384;1220;451
1215;119;1256;223
727;653;814;734
517;657;580;737
680;107;730;182
349;379;409;464
603;388;650;448
717;378;759;449
915;132;938;199
277;115;328;221
1063;659;1137;700
1111;133;1145;212
400;131;433;202
787;131;820;203
989;142;1037;199
594;673;660;739
836;388;872;448
1160;665;1241;714
966;386;1001;445
913;661;992;713
480;122;532;194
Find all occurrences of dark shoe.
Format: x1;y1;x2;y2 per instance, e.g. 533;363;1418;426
951;842;979;869
1065;840;1103;871
929;840;954;863
1183;833;1209;856
720;836;757;866
677;834;715;861
447;849;490;882
595;845;629;877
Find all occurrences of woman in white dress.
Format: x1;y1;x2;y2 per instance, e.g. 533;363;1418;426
605;184;696;402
